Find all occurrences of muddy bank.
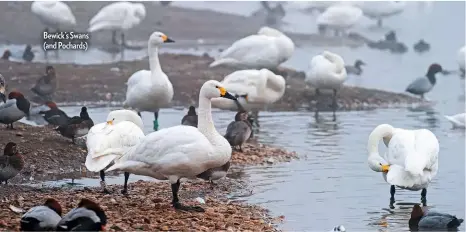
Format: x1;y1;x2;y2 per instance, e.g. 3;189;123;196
0;181;281;231
0;54;420;112
233;143;298;166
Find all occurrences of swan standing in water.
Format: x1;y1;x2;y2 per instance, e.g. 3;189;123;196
88;2;146;47
211;68;286;127
106;80;238;212
209;27;294;75
305;51;347;115
444;113;465;129
457;46;465;78
124;31;175;131
85;109;144;195
316;4;363;36
352;1;405;27
367;124;439;209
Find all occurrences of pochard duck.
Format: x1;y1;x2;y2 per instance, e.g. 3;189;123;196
39;101;70;126
224;111;252;152
196;161;231;186
0;142;24;184
413;39;430;53
345;59;366;76
31;66;58;101
1;50;11;60
409;204;464;231
20;198;62;231
406;63;446;99
181;106;198;127
56;199;107;231
330;225;346;231
0;74;6;103
22;45;35;62
56;107;94;143
0;91;31;129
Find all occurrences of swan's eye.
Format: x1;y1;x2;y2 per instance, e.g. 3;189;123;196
215;85;219;88
379;163;382;166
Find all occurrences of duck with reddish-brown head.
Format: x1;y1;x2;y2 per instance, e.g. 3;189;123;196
20;198;62;231
0;91;30;129
39;101;70;126
56;199;107;231
0;142;24;184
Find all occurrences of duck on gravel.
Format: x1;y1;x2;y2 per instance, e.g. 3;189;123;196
85;109;144;195
0;74;6;103
405;63;447;100
0;142;24;184
31;66;58;101
106;80;238;212
1;50;11;60
224;111;252;152
20;198;62;231
409;204;464;231
0;91;31;129
56;199;107;231
39;101;70;126
345;59;366;76
22;45;35;62
181;106;198;127
124;31;175;131
55;107;94;143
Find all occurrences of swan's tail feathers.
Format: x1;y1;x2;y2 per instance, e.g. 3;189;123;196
106;160;147;172
447;217;464;228
405;152;427;176
85;154;118;172
209;58;239;68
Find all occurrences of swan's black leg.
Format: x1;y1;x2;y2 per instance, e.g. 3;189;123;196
121;172;130;195
153;110;159;131
137;112;141;117
390;185;396;209
332;89;338;112
421;188;427;206
100;170;110;194
315;88;321;117
171;179;205;212
111;30;117;45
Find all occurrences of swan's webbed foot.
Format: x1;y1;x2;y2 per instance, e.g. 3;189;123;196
121;172;130;195
173;202;205;212
121;188;128;195
421;188;427;206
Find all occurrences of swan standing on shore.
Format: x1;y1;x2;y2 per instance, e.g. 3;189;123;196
106;80;238;212
31;1;76;32
444;113;465;129
209;27;294;73
88;2;146;47
457;46;465;78
124;31;175;131
85;109;144;195
352;1;405;27
211;68;286;127
316;4;363;36
305;51;347;114
367;124;439;209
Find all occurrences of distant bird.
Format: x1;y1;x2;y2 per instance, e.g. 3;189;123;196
160;1;172;7
39;101;70;126
1;50;11;60
88;2;146;47
181;106;198;127
385;31;397;42
260;1;286;26
30;1;76;33
55;107;94;143
409;204;464;231
413;39;430;53
317;4;363;37
56;199;107;231
345;59;366;75
22;45;35;62
0;74;6;103
31;66;58;101
0;91;31;129
330;225;346;232
20;198;62;231
196;161;231;186
457;46;465;78
224;111;252;152
305;51;347;112
209;27;294;73
406;63;446;100
351;1;405;27
444;113;465;129
0;142;24;184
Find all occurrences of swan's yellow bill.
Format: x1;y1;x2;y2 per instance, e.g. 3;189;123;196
218;87;227;96
382;164;390;172
106;120;113;125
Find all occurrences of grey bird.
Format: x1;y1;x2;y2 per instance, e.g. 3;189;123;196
330;225;346;232
0;74;6;103
406;63;446;99
56;199;107;231
196;161;231;187
20;198;63;231
31;66;58;101
181;106;198;127
409;204;464;231
22;45;35;62
224;111;252;152
345;60;366;76
413;39;430;53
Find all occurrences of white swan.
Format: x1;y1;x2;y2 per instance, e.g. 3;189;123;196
31;1;76;31
124;31;175;131
316;4;363;36
351;1;405;27
209;26;294;71
106;80;238;212
367;124;439;208
85;109;145;194
444;113;465;129
88;2;146;46
305;51;347;112
457;46;465;77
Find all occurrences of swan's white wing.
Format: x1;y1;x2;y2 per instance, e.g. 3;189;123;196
444;113;466;128
457;46;465;70
354;1;405;18
305;54;347;88
88;2;130;31
31;1;76;28
222;70;263;97
317;5;362;26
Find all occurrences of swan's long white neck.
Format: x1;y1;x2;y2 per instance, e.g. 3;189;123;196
197;96;222;144
148;45;162;73
367;124;395;157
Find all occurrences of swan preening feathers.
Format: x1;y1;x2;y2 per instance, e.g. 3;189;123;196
31;1;76;31
367;124;439;208
316;4;363;36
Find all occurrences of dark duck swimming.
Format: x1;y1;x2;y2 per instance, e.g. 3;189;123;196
56;107;94;143
0;91;30;129
56;199;107;231
413;39;430;53
409;204;464;231
20;198;62;231
31;66;58;101
0;142;24;184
